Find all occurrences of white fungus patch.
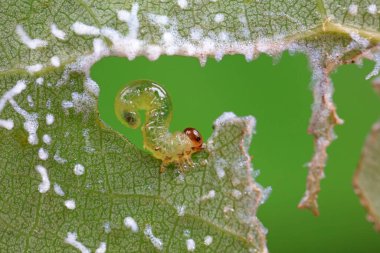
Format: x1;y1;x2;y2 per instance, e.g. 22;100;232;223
42;134;52;145
348;4;358;15
26;63;43;74
74;163;85;176
83;128;95;153
147;13;169;26
117;3;139;39
50;23;66;40
27;95;34;107
231;189;242;199
177;0;188;9
199;190;216;202
54;151;67;164
223;205;235;213
38;148;49;160
36;77;44;85
95;242;107;253
65;199;76;209
46;113;55;125
50;56;61;67
64;232;90;253
124;217;139;232
0;119;14;130
15;25;48;49
144;225;163;250
214;158;226;178
54;183;65;196
84;78;100;97
214;13;225;23
62;100;74;109
368;4;377;14
186;239;196;252
35;165;50;193
104;222;111;233
176;205;186;216
71;22;100;35
0;81;28;114
204;235;213;246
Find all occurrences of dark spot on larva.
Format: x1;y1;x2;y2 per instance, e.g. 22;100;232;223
124;111;136;125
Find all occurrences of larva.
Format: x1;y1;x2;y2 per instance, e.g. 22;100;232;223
115;80;203;172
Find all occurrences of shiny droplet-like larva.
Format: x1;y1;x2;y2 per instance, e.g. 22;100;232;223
115;80;204;172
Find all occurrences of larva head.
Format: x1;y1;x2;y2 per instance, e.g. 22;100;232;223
184;128;203;151
122;111;140;129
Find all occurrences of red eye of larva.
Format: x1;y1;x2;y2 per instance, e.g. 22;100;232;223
183;128;203;149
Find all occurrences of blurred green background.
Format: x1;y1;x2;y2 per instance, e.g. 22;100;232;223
91;53;380;253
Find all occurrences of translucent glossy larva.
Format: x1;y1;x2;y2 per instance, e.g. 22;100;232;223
115;80;203;172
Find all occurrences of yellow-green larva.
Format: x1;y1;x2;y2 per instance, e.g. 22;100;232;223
115;80;203;172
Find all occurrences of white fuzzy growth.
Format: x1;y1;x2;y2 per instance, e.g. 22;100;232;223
214;158;226;178
54;151;67;164
27;95;34;107
65;199;76;209
368;4;377;14
84;78;100;97
147;14;169;26
26;64;43;74
199;190;216;202
204;236;213;246
214;13;225;23
38;148;49;160
146;45;162;61
176;205;186;216
186;239;195;252
36;77;44;85
71;22;100;35
104;222;111;233
46;113;54;125
23;117;39;145
50;56;61;67
54;183;65;196
0;81;27;114
43;134;52;145
95;242;107;253
64;232;90;253
74;164;85;176
348;4;358;15
124;217;139;232
16;25;47;49
177;0;188;9
190;28;203;41
62;100;74;109
117;3;139;39
0;119;14;130
35;165;50;193
366;52;380;79
231;189;242;199
349;32;370;48
50;23;66;40
144;225;163;250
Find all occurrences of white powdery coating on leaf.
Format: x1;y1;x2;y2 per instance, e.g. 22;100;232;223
214;13;225;23
50;23;66;40
0;119;14;130
176;205;186;216
16;25;47;49
43;134;51;145
35;165;50;193
147;13;169;26
27;95;34;107
84;78;100;97
0;80;27;113
177;0;188;9
214;158;226;178
231;189;242;199
146;45;162;61
71;22;100;35
46;113;54;125
74;163;85;176
54;183;65;196
65;232;90;253
62;100;74;109
368;4;377;14
36;77;44;85
65;199;76;209
95;242;107;253
50;56;61;67
348;4;358;15
199;190;216;202
204;235;213;246
349;32;369;48
186;239;195;252
54;151;67;164
26;64;43;74
144;225;163;250
117;3;139;39
38;148;49;160
124;217;139;232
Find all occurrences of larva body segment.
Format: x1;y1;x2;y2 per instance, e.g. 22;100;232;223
115;80;203;171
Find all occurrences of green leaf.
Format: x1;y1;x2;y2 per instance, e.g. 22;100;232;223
2;0;380;251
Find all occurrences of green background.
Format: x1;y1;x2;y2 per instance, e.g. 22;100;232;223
91;53;380;253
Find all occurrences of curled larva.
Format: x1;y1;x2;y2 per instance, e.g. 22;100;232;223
115;80;203;172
